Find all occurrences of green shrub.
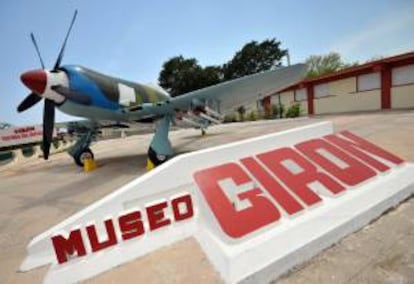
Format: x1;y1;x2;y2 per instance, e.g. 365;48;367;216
279;104;285;118
236;106;246;122
272;103;285;119
223;113;237;123
52;140;60;149
247;111;257;121
285;103;301;118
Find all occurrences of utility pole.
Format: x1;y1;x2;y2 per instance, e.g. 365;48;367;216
286;49;291;66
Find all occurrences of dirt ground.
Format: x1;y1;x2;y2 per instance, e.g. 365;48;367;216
1;110;413;283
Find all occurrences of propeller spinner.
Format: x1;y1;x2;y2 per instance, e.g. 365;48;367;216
20;69;47;95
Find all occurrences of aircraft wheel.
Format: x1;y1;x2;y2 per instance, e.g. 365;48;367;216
147;146;168;168
74;147;94;167
201;129;206;136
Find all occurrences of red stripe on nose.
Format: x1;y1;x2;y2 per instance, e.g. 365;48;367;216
20;70;47;94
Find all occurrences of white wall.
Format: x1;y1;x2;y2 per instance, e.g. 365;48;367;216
313;77;380;114
276;64;414;115
315;89;381;114
391;64;414;109
391;84;414;108
275;90;308;115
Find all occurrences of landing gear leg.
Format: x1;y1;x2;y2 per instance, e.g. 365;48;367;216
68;131;95;167
147;115;173;170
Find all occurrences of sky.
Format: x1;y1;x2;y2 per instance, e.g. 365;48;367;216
1;0;413;126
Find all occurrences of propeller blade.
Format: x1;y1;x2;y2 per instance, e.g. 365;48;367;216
53;10;78;71
51;85;92;105
42;99;55;160
30;33;45;69
17;93;42;112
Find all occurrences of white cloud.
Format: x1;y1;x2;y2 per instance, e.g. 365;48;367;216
328;5;414;61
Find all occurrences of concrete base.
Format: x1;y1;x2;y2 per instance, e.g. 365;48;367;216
1;110;414;284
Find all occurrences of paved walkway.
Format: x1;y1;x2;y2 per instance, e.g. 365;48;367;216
0;110;413;283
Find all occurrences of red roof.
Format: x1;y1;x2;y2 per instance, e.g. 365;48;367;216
281;51;414;91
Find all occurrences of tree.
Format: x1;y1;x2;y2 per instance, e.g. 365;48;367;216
158;38;287;96
158;56;202;97
305;52;356;78
223;39;287;80
158;56;222;97
199;66;223;87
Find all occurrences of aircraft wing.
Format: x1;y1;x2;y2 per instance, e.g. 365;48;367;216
127;63;306;123
172;63;306;113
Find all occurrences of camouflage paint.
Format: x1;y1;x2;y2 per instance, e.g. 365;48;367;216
61;65;169;110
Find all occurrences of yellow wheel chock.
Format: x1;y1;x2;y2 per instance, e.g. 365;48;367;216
146;158;155;171
83;157;97;172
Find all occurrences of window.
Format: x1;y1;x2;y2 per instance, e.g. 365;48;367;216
357;72;380;91
294;88;307;101
392;64;414;86
314;83;329;98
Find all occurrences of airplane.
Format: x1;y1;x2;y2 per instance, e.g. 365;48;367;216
17;10;307;169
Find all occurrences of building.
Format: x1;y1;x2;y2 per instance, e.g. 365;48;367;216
267;51;414;115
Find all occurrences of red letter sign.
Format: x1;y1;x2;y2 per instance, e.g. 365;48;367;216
119;211;145;241
240;157;304;216
51;229;86;264
194;163;280;238
146;202;171;231
171;194;194;221
325;131;404;172
296;139;376;186
258;148;345;206
86;219;117;252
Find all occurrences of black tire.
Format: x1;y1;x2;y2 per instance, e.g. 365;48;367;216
74;148;94;167
147;146;168;167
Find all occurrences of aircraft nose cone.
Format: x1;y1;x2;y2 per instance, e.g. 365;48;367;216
20;69;47;94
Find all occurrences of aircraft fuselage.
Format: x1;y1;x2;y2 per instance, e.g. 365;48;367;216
21;65;171;122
